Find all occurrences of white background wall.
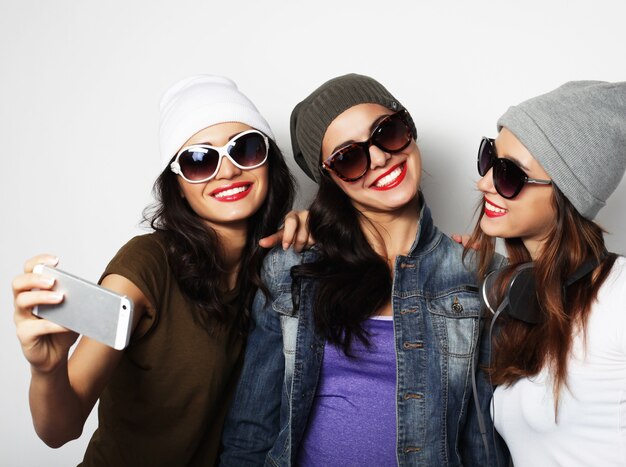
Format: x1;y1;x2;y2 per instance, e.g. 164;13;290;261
1;1;625;465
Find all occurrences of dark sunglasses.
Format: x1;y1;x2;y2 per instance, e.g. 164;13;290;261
170;129;269;183
477;137;552;199
321;110;413;182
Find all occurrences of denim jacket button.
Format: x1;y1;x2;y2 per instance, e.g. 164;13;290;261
403;392;423;400
404;446;422;453
400;262;416;269
452;296;464;312
403;341;424;349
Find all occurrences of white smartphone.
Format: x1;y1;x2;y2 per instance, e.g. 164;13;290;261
33;264;134;350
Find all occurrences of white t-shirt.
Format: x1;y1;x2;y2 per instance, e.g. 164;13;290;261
493;256;626;467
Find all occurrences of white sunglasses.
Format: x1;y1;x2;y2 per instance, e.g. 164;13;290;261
170;129;269;183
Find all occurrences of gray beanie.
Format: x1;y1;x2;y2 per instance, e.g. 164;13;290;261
290;74;417;183
498;80;626;220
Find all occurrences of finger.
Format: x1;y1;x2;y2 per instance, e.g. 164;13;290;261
258;231;282;249
17;317;73;343
467;240;481;251
293;235;316;253
451;234;463;244
293;228;310;253
14;290;64;319
281;217;299;250
294;209;309;224
459;235;472;248
290;211;311;252
23;254;59;274
12;272;56;298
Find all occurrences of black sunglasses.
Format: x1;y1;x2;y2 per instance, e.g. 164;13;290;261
477;137;552;199
321;110;413;182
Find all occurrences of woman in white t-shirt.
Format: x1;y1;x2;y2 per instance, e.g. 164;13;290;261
467;80;626;466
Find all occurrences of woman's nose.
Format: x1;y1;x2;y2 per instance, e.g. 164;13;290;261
214;155;242;180
477;167;496;194
369;145;391;170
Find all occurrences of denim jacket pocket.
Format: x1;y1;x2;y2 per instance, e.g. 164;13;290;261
427;288;480;357
272;290;299;384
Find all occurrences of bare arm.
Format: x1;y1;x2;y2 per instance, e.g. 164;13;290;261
13;255;148;447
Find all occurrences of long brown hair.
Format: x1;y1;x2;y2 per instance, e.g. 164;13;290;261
465;187;617;407
144;138;295;333
291;173;393;354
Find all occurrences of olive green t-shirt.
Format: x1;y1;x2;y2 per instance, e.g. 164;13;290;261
80;232;244;467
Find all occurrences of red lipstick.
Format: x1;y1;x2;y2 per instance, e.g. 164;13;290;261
370;163;407;191
209;181;253;202
483;197;508;218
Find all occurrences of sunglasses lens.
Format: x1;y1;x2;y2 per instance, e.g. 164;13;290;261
331;145;369;180
493;159;525;199
178;148;220;182
373;113;412;152
229;132;268;168
477;138;494;176
324;111;412;181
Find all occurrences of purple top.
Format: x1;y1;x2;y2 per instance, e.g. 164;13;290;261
296;316;397;466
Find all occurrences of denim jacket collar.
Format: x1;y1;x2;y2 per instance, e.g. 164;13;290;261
406;194;439;258
303;193;440;263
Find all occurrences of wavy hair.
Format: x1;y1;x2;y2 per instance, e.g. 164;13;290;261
144;138;294;333
465;187;617;408
292;174;394;353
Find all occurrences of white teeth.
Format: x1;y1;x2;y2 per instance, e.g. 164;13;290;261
214;185;248;198
485;200;507;213
374;166;403;187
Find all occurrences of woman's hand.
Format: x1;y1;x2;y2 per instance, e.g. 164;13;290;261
13;254;148;447
13;255;78;375
13;258;148;446
451;234;477;250
259;210;314;252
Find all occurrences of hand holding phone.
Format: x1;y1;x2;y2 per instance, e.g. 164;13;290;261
33;265;134;350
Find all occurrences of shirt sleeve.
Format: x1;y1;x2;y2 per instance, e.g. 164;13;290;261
99;233;169;339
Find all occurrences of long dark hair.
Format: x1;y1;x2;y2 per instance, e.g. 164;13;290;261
466;187;617;407
292;174;394;353
144;138;294;333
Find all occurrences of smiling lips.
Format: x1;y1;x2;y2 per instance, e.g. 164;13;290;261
210;181;253;202
370;162;407;191
484;198;508;218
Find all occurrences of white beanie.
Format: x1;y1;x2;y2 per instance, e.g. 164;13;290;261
159;75;274;168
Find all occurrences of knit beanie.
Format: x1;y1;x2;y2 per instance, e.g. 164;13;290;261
290;74;417;183
159;75;274;168
498;80;626;220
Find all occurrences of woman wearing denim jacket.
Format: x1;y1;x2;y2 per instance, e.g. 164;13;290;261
220;74;507;466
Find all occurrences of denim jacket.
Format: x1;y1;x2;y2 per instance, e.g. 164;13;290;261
221;203;508;467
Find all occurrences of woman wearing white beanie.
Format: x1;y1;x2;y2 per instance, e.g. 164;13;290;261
11;75;295;466
469;80;626;466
